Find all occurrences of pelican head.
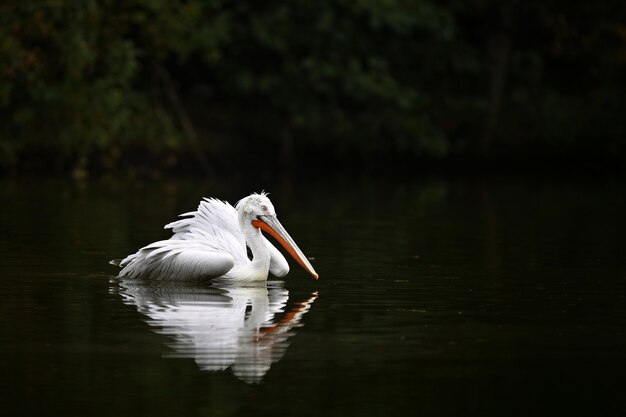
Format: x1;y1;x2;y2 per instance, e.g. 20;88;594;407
236;192;277;220
236;193;318;280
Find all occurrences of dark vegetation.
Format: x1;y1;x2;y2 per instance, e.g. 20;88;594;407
1;1;626;176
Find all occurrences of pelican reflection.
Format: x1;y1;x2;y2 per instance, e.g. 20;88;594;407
118;279;317;383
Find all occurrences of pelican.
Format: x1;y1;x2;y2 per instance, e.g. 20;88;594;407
112;192;318;282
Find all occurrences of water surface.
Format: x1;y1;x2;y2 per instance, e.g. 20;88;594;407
1;176;626;416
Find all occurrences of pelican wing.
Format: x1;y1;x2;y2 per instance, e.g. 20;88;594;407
119;199;248;280
118;240;236;280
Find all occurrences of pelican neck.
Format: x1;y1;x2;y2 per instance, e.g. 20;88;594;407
242;221;271;268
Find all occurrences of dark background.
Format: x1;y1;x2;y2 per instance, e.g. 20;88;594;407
1;0;625;177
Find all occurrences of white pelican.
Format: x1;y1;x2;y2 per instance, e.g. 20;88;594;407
112;192;318;282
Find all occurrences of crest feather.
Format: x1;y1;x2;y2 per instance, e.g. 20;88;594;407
235;191;270;211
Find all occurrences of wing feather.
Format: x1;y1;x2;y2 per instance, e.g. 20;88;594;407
119;240;236;280
118;198;248;280
166;199;244;246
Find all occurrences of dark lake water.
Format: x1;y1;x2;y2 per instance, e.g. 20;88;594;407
2;174;626;416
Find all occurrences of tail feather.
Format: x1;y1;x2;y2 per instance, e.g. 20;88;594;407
109;258;122;267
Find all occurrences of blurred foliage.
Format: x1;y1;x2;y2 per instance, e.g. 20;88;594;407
1;0;626;174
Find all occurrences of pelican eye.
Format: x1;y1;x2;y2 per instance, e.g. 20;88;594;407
261;205;268;212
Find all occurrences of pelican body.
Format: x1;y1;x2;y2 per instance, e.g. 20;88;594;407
113;193;318;282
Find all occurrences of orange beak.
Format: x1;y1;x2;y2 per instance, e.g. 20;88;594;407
252;215;319;280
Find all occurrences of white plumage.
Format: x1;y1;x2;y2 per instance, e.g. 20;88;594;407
113;193;318;282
